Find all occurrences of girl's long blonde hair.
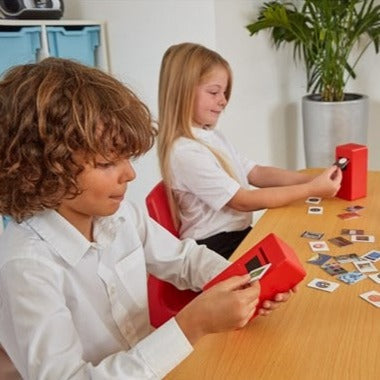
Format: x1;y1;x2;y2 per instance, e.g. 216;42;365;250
157;42;235;228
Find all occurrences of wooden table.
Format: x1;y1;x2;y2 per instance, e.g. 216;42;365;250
166;170;380;380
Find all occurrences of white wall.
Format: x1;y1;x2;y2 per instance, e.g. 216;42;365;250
64;0;380;209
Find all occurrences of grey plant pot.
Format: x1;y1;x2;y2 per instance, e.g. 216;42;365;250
302;94;368;168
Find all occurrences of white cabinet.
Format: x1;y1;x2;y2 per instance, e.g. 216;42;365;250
0;19;110;75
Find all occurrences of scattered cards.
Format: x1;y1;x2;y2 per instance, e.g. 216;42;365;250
353;260;378;273
308;278;340;292
309;241;329;252
361;250;380;262
360;290;380;308
308;206;323;215
337;212;360;220
351;235;375;243
337;271;366;285
248;263;271;283
306;197;322;204
369;273;380;284
301;230;324;240
341;228;364;235
328;236;353;247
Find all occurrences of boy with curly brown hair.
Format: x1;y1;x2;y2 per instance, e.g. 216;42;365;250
0;58;292;379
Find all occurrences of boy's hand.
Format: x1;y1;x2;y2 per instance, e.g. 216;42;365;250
257;285;298;316
175;275;260;345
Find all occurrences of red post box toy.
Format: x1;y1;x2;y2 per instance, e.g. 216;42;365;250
335;143;368;201
204;233;306;319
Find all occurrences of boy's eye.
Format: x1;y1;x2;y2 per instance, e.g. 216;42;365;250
95;162;114;169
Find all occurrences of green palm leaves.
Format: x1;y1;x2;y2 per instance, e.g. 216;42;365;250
247;0;380;101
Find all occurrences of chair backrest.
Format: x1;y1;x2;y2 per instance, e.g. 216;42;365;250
145;181;198;328
145;181;179;237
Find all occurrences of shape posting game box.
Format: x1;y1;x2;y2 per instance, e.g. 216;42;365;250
204;233;306;319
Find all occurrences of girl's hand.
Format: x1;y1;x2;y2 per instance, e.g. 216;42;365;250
175;275;260;345
309;166;342;198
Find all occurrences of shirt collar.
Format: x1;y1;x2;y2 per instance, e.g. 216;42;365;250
26;209;125;267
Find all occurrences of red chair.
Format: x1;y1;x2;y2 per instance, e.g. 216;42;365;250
146;181;199;328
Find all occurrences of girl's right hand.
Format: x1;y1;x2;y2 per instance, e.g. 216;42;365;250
175;275;260;345
309;166;342;198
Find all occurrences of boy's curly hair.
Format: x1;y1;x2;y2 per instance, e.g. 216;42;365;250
0;58;156;222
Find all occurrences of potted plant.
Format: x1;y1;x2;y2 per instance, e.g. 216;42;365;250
246;0;380;167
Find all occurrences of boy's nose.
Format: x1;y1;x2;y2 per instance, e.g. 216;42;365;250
119;159;136;183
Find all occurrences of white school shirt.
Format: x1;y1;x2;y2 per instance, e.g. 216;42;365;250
170;127;256;240
0;201;229;380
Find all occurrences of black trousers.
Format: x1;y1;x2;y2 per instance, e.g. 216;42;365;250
196;226;252;260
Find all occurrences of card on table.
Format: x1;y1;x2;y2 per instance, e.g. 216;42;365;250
351;235;375;243
341;228;364;235
369;272;380;284
309;241;329;252
306;197;322;204
308;206;323;215
359;290;380;308
322;261;347;276
337;212;360;220
248;263;272;283
307;278;340;292
361;250;380;262
301;230;324;240
334;253;360;264
353;260;378;273
328;236;353;247
345;205;364;212
337;271;366;284
307;253;331;266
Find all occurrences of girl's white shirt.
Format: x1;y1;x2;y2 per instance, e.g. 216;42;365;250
0;201;229;379
170;127;256;240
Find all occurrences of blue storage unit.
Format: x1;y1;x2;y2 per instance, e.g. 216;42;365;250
47;26;100;67
0;26;41;77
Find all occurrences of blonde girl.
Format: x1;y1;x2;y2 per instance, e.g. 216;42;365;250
158;42;342;259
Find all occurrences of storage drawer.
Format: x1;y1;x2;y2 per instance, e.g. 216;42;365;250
47;25;100;67
0;26;41;76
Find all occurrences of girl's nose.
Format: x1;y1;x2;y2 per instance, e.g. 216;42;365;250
119;159;136;183
219;93;227;107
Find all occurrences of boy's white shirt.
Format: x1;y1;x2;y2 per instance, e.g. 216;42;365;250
170;126;256;240
0;201;229;379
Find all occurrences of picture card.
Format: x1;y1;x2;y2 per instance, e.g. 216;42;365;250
359;290;380;308
309;241;329;252
307;278;340;293
337;212;360;220
351;235;375;243
308;206;323;215
306;197;322;205
322;261;347;276
301;230;324;240
328;236;353;247
334;253;360;264
353;260;378;273
337;271;366;285
341;228;364;236
345;205;364;212
307;253;331;266
248;263;272;283
361;250;380;262
369;272;380;284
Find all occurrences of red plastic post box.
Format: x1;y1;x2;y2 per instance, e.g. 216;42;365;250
204;233;306;319
336;143;368;201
